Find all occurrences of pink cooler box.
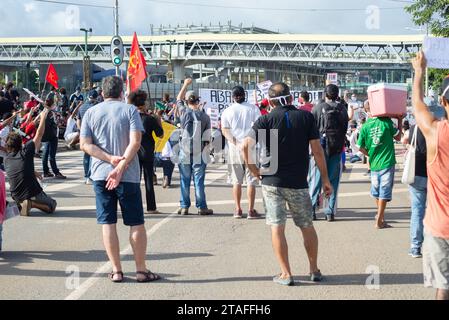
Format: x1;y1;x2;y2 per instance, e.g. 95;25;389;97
367;84;407;117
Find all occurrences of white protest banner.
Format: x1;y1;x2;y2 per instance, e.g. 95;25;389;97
257;80;273;98
200;88;324;125
423;36;449;69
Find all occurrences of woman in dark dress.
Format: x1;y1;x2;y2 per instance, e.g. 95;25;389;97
128;90;163;214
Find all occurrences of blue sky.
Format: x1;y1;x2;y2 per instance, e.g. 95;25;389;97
0;0;423;37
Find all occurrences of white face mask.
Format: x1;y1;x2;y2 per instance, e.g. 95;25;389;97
269;95;292;107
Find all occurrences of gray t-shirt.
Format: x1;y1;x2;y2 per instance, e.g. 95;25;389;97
80;100;144;183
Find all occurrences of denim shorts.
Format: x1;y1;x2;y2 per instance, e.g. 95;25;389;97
262;185;313;228
93;181;144;226
370;166;395;201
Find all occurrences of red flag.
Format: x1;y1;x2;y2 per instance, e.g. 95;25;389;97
127;32;147;92
45;63;59;89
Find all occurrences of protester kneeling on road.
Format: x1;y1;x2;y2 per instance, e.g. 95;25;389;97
5;104;57;216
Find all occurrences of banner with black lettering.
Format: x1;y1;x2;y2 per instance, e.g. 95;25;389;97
200;88;324;128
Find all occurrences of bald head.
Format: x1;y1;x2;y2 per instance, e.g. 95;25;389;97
268;82;292;107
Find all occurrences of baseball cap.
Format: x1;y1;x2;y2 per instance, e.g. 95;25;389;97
441;76;449;101
260;98;270;107
88;89;99;99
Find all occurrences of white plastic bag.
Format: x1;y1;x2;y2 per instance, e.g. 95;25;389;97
401;125;418;185
5;202;19;220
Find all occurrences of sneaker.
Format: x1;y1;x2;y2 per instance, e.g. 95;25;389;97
409;248;422;258
247;209;261;220
364;170;371;176
44;173;54;178
233;209;243;219
312;213;317;221
310;270;323;282
326;214;335;222
19;200;32;217
153;175;158;185
85;178;92;185
54;173;66;180
177;207;189;215
273;274;294;286
198;208;214;216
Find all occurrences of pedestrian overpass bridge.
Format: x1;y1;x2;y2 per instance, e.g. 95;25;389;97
0;33;423;66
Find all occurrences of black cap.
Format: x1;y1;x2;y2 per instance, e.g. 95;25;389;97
441;76;449;100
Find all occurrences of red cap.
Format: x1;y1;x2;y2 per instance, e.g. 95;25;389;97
261;98;269;107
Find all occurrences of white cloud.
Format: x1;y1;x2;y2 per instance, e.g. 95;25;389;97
24;2;36;13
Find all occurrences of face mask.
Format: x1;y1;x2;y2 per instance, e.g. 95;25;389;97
351;97;357;102
269;95;292;107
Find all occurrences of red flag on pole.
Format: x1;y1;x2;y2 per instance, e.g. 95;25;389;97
45;63;59;89
127;32;147;92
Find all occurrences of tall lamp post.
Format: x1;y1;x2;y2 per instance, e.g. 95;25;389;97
166;40;176;82
80;27;93;91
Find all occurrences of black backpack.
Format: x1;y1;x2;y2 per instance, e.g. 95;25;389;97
320;103;347;156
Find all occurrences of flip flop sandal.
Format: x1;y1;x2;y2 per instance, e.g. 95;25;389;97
108;271;124;283
376;223;393;229
136;271;161;283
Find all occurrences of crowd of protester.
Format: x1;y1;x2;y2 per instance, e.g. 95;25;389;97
0;50;448;299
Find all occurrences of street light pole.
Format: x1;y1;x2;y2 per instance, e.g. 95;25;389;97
166;40;175;82
114;0;120;76
80;28;93;91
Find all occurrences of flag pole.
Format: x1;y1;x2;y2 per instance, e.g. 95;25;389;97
41;64;49;99
144;73;152;111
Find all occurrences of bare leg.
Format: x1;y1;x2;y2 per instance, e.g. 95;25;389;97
102;224;122;281
301;226;320;274
247;185;256;212
31;201;51;213
271;225;291;278
376;199;389;228
436;289;449;300
233;184;242;211
129;224;148;274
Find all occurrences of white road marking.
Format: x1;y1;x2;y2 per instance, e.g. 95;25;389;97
64;211;178;300
64;164;227;300
56;188;409;213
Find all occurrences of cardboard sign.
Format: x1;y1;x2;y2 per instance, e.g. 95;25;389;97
256;80;273;98
327;73;338;85
423;36;449;69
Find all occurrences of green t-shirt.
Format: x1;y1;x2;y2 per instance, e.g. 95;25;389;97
357;117;399;172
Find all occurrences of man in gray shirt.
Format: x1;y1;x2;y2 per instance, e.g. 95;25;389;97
80;76;160;283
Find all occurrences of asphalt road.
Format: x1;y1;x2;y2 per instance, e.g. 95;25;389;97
0;147;433;300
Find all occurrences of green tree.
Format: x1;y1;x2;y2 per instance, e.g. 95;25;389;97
406;0;449;37
406;0;449;90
